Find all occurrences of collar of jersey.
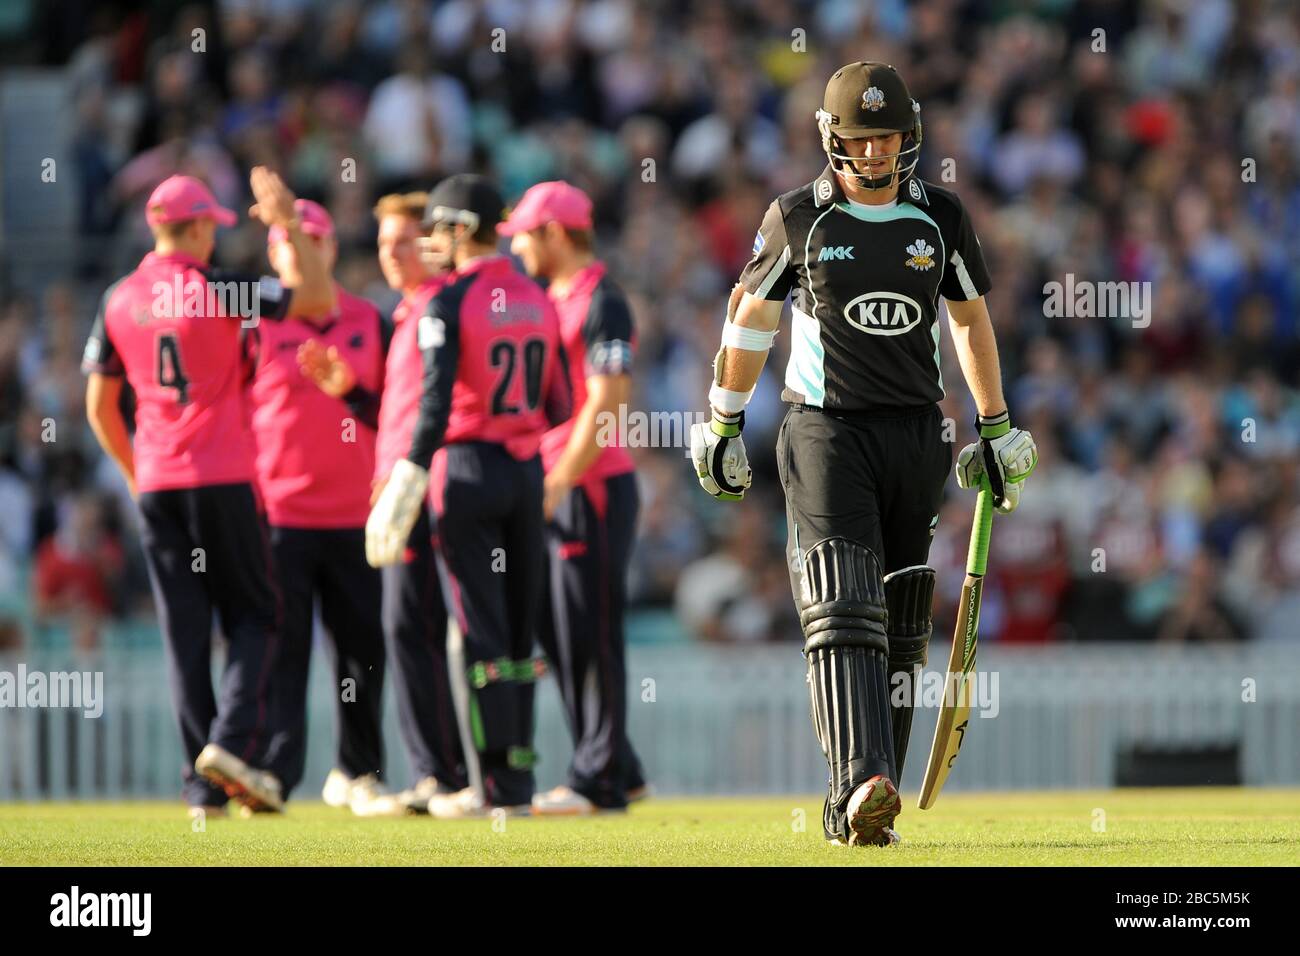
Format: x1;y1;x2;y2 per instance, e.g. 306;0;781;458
144;249;209;271
551;259;606;303
812;164;929;210
453;253;510;280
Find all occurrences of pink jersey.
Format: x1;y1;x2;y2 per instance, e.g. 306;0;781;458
81;251;289;493
374;276;445;482
539;260;637;480
406;255;569;467
244;288;384;528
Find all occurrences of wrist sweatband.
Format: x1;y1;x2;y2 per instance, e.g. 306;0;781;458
709;383;753;415
977;409;1011;439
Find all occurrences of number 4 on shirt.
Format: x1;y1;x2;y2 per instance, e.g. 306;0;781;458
156;331;190;404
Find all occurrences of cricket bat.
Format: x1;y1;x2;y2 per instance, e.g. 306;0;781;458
918;473;994;809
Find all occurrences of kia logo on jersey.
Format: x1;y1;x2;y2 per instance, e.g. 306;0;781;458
843;292;922;336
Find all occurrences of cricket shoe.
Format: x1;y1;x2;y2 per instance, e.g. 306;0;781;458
427;787;530;819
625;783;653;804
531;785;598;816
322;768;353;807
195;744;285;814
390;776;449;815
348;774;407;817
843;774;902;847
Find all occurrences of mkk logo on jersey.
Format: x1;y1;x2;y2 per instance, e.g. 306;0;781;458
843;292;923;336
817;245;855;261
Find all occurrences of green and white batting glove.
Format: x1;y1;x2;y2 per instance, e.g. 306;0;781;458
955;410;1037;515
365;458;430;567
690;410;752;501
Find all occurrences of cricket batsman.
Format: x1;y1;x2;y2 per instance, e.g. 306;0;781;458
689;63;1038;846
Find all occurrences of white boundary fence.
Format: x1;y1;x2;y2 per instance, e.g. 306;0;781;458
1;642;1297;800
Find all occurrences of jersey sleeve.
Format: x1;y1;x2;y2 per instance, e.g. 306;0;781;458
81;285;124;377
204;269;292;321
737;200;796;302
405;294;461;469
938;199;992;302
238;324;261;385
581;282;634;378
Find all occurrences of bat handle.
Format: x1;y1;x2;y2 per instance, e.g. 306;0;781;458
967;475;994;577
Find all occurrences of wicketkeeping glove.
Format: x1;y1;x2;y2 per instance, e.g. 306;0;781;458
955;410;1037;515
690;410;752;501
365;458;430;567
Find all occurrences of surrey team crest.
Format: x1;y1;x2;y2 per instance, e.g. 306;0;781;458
905;239;935;271
862;87;886;112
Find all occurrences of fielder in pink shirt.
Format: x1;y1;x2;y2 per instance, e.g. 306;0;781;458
500;181;647;814
82;170;335;816
365;175;571;816
241;199;394;815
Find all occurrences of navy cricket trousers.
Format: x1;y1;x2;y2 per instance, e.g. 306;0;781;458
136;482;280;807
432;442;546;808
262;526;386;798
538;471;646;808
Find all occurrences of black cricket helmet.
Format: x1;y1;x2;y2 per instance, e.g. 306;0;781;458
816;62;923;191
419;174;505;267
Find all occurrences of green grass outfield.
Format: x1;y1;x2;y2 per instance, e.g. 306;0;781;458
1;789;1297;866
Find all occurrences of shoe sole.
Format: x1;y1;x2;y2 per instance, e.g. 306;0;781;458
196;751;284;814
845;776;901;847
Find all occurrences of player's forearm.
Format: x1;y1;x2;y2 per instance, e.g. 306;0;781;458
550;376;629;486
709;290;781;415
85;377;135;492
947;299;1006;417
285;225;337;316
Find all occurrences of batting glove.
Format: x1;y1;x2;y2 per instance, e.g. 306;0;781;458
690;410;752;501
365;458;430;567
955;411;1037;515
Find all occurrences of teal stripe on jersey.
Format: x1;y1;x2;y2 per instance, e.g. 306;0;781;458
833;201;946;270
786;306;826;406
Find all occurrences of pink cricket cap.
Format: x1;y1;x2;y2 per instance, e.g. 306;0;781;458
145;175;238;228
267;199;335;246
497;181;593;236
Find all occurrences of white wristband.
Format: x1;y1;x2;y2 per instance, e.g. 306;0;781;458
721;321;777;351
708;383;753;414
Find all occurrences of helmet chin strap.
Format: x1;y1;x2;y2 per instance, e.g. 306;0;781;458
838;156;898;191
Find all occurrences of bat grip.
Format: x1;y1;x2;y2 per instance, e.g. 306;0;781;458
967;474;994;577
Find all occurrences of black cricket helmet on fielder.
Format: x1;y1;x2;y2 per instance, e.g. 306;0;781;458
816;61;922;191
420;174;506;270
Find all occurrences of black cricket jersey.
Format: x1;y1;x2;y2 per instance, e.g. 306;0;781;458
738;166;991;411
